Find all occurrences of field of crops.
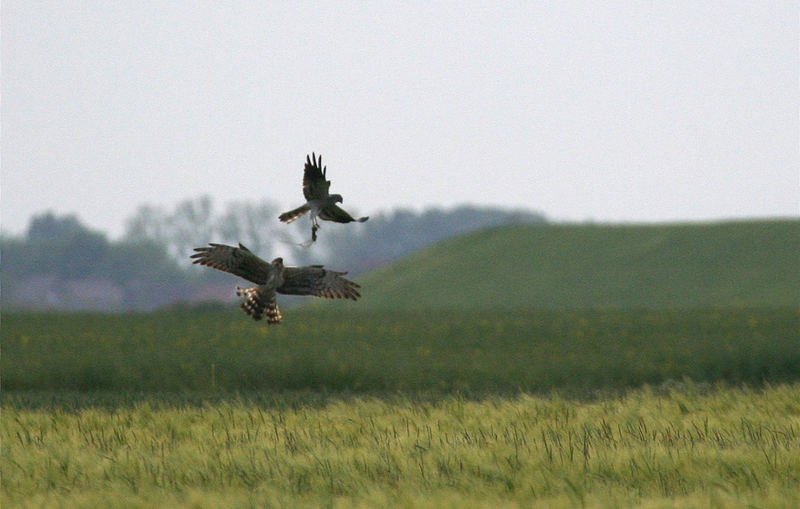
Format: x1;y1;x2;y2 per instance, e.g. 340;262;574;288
3;307;799;507
3;307;798;393
4;384;800;507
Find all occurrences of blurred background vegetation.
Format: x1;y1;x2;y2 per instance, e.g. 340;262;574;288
1;197;544;311
3;202;797;394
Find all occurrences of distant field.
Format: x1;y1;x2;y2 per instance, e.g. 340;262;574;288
3;385;799;508
349;219;800;309
3;307;798;393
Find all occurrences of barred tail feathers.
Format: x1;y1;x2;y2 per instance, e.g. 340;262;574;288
236;286;282;324
279;204;311;224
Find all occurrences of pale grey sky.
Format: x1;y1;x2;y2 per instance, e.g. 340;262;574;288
3;1;798;238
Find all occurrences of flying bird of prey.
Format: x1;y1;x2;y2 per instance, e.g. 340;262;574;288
279;153;368;244
191;243;360;324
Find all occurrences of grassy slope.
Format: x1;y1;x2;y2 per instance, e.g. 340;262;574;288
345;219;799;309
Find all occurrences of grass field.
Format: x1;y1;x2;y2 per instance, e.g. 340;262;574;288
3;307;799;507
351;219;800;309
3;307;798;393
4;384;800;508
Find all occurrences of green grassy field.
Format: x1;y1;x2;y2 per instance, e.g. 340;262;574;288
3;308;798;393
4;384;800;508
348;219;800;309
3;308;800;507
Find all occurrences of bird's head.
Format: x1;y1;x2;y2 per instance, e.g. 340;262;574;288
271;257;284;268
331;194;344;204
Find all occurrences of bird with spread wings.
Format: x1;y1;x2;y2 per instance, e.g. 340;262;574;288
191;243;360;324
279;153;368;244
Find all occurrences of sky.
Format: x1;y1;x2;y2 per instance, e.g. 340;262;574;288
3;1;798;238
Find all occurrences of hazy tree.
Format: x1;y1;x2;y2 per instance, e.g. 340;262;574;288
215;200;279;258
96;240;189;309
27;211;87;242
1;235;28;306
23;211;110;280
97;240;181;285
168;196;216;260
1;235;33;277
54;229;110;280
124;197;216;260
124;204;170;246
122;196;317;269
217;200;318;266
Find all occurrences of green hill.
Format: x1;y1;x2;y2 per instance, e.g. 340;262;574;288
343;219;799;309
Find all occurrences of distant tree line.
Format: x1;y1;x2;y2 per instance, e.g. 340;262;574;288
2;213;187;310
124;196;546;276
2;198;545;311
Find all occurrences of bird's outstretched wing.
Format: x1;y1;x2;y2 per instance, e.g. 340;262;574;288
318;204;369;224
278;266;361;300
190;243;272;284
302;153;330;201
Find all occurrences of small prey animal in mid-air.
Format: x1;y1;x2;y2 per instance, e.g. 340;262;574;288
279;153;368;245
191;243;360;324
